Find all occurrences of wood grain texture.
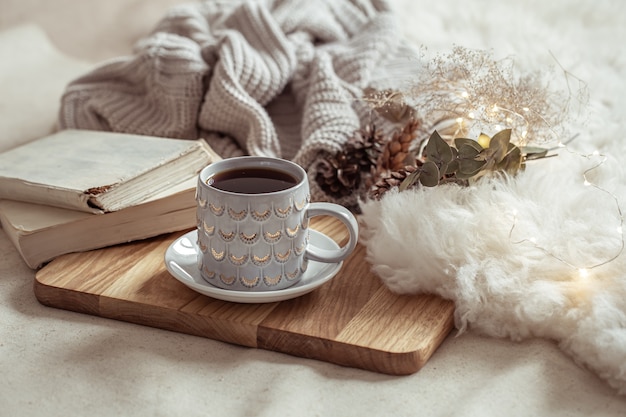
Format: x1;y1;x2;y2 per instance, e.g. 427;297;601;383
34;217;455;375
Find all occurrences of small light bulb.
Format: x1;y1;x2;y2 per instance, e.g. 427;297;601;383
522;107;530;112
529;237;537;244
468;111;475;119
578;268;589;278
521;130;528;138
584;180;591;186
617;226;623;235
456;117;464;125
592;150;600;156
478;133;491;148
492;104;499;112
461;91;469;98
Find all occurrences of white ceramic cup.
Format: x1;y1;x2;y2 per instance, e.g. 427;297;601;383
196;156;358;291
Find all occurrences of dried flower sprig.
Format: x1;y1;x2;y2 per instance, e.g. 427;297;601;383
361;87;417;124
397;46;580;148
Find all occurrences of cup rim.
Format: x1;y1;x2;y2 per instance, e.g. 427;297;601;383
198;156;307;197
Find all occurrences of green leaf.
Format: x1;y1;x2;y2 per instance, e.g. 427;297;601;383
454;138;483;153
488;129;512;163
455;139;483;161
425;131;454;165
399;170;421;192
457;157;486;179
491;129;512;145
457;144;482;159
393;128;552;193
445;159;459;175
419;161;440;187
496;145;522;174
446;147;459;174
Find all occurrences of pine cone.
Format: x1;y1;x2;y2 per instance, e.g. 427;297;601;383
379;118;421;172
368;163;421;200
348;123;384;171
315;154;361;199
315;124;384;199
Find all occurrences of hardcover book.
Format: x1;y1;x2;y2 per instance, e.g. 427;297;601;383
0;129;216;213
0;177;198;269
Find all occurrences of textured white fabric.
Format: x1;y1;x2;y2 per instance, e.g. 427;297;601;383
58;0;409;205
360;151;626;394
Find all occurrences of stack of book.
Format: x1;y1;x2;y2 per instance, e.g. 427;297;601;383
0;129;221;268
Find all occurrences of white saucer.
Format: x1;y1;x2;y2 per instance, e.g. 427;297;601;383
164;229;343;303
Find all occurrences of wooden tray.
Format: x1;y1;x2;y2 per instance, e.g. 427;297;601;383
34;217;455;375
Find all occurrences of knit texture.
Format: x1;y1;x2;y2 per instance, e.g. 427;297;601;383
59;0;414;206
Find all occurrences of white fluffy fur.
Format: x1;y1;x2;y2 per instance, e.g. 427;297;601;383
360;151;626;393
360;0;626;394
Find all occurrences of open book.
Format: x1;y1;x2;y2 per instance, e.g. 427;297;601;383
0;129;216;213
0;176;198;269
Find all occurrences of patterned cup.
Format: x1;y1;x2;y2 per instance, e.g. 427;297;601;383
196;156;358;291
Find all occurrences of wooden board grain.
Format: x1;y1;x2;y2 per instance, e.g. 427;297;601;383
34;217;455;375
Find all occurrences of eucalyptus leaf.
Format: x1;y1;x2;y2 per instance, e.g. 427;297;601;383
455;137;483;153
457;157;486;179
425;131;454;165
473;148;491;162
488;129;512;163
391;127;546;195
491;128;512;145
446;148;459;174
458;143;482;159
497;145;522;174
419;161;440;187
445;159;459;175
399;170;421;192
502;142;517;159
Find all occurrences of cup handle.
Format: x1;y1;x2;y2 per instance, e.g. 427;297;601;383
304;202;359;263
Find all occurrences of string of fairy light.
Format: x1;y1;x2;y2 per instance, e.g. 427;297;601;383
451;85;624;278
453;86;625;278
508;147;625;279
366;46;625;277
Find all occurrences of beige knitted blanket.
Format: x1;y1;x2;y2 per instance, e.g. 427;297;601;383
59;0;415;205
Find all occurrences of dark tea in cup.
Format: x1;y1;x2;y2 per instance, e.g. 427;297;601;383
206;167;298;194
